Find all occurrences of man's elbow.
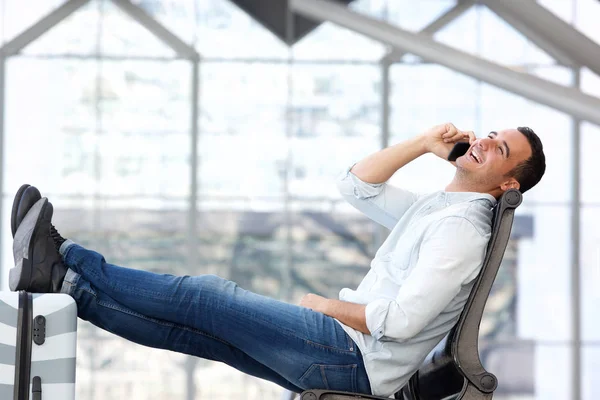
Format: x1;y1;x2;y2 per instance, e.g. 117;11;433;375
372;324;422;343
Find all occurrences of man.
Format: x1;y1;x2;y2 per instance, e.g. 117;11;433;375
9;123;545;398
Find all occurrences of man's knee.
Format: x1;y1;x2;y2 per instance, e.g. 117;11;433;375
189;274;235;294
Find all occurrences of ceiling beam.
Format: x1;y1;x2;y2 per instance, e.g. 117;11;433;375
110;0;200;61
0;0;91;56
481;0;600;73
382;0;475;64
290;0;600;126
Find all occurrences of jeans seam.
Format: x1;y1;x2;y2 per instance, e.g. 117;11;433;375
211;302;301;340
85;266;174;299
303;339;357;355
96;299;233;347
320;366;328;388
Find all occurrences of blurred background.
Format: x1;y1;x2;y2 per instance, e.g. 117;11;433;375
1;0;599;399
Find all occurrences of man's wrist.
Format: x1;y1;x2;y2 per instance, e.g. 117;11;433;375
414;134;431;155
321;298;334;316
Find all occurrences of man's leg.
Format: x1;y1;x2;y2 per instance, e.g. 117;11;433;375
60;241;372;394
62;268;303;393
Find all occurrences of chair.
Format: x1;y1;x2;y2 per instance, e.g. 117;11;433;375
299;189;523;400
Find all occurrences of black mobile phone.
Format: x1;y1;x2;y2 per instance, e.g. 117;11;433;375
447;142;471;162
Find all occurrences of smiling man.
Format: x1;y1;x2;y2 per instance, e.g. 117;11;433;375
9;123;545;398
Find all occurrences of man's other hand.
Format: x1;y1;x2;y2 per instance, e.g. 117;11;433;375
421;123;476;161
300;293;329;314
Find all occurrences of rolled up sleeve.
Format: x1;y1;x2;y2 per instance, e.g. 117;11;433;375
336;165;419;230
364;216;490;342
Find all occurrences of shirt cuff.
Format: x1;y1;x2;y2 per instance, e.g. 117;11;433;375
338;165;385;200
365;299;392;341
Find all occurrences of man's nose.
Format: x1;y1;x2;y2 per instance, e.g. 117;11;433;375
477;137;493;149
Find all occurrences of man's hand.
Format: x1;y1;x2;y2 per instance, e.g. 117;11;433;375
421;123;476;161
300;294;370;334
300;293;330;314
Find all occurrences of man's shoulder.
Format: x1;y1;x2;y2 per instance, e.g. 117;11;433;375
439;199;494;237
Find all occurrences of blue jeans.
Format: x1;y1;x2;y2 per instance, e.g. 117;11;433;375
59;241;372;395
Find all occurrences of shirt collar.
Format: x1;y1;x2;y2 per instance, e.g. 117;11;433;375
441;191;497;207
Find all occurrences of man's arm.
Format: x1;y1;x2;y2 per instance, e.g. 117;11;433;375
336;124;475;230
300;294;369;334
300;216;488;340
350;123;476;183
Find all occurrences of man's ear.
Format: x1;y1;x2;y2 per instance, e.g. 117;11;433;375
500;178;520;191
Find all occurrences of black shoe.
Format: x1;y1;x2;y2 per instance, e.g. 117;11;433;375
11;184;41;237
11;184;67;251
10;198;67;293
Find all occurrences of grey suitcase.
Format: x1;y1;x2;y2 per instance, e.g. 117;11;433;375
0;291;77;400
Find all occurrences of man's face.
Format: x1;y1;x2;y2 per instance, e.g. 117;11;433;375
455;129;533;191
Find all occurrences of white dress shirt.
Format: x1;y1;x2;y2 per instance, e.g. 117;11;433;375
335;166;496;397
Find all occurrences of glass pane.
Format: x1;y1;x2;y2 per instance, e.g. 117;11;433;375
100;0;176;57
131;0;197;45
480;6;555;66
582;67;600;98
434;5;479;56
290;64;381;200
436;5;555;66
4;58;96;194
293;22;386;61
584;345;600;400
576;0;600;43
0;0;4;44
479;83;572;204
514;205;571;341
196;0;288;59
2;0;66;44
289;210;376;304
384;0;457;32
539;0;576;24
96;60;190;199
389;64;478;193
199;62;287;200
582;122;600;203
21;0;98;55
581;207;600;341
532;65;574;86
534;344;572;399
197;208;288;298
480;241;536;398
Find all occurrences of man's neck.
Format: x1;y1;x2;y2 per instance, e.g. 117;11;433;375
445;179;500;199
445;179;475;193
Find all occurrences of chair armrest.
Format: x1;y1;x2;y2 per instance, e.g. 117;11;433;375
300;389;393;400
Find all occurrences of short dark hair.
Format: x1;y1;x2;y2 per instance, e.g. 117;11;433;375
506;127;546;193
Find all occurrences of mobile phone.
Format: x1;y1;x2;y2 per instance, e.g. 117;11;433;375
447;142;471;162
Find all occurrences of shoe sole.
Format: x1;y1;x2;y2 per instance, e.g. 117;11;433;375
11;184;30;238
10;198;47;292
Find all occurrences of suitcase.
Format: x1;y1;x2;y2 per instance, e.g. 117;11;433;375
0;291;77;400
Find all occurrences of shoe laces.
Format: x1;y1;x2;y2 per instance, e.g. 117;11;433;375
50;224;63;241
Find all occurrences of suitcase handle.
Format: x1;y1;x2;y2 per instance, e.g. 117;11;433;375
32;376;42;400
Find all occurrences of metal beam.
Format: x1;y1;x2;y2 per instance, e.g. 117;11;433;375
480;0;600;75
0;57;5;289
481;0;575;68
0;0;91;56
570;69;582;400
375;61;391;248
383;0;475;63
110;0;200;61
290;0;600;126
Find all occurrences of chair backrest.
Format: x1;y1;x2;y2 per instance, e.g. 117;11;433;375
398;189;523;400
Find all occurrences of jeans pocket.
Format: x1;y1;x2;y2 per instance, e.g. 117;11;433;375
298;363;358;392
